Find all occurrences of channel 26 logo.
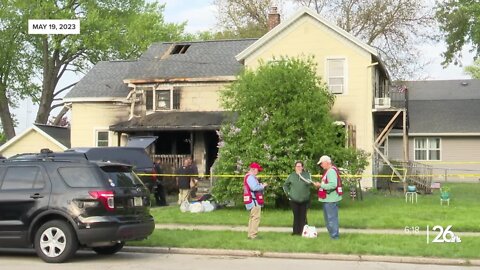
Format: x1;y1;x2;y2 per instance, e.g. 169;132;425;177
427;225;461;243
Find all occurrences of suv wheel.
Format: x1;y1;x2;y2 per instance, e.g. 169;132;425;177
34;220;78;263
92;241;125;255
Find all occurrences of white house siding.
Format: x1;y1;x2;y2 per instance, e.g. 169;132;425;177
388;136;480;182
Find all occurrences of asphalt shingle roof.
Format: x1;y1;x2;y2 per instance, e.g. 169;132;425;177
65;61;133;99
66;39;257;99
34;124;71;148
403;79;480;133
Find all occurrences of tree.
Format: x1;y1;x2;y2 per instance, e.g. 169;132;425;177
464;59;480;79
213;0;436;79
293;0;436;80
436;0;480;66
212;57;368;206
213;0;281;38
0;0;39;139
0;1;187;139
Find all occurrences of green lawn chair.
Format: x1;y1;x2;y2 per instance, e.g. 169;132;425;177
440;188;450;206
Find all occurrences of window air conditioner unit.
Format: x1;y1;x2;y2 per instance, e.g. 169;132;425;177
375;97;391;108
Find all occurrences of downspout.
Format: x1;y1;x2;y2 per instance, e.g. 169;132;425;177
126;85;136;120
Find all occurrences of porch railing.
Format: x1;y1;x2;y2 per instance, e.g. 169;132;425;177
152;154;190;171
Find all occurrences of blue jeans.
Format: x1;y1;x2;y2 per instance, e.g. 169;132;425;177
323;202;339;239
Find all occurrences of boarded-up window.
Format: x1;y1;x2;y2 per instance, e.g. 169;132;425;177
146;90;153;111
347;124;356;148
327;58;346;94
173;87;181;110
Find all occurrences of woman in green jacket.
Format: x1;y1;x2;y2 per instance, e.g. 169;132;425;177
283;161;313;235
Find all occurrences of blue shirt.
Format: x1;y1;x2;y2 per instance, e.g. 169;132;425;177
245;174;264;210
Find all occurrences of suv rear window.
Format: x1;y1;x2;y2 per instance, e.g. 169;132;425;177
100;165;144;188
58;167;101;188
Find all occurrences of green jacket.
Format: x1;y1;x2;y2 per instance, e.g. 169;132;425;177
283;171;312;203
319;168;342;203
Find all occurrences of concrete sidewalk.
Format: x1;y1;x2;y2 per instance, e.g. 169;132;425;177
155;223;480;237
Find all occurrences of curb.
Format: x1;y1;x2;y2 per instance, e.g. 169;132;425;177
154;224;480;236
123;246;480;266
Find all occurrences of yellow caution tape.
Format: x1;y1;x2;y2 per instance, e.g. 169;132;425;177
137;173;480;178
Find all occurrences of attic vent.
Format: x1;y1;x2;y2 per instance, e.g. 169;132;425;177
171;44;190;54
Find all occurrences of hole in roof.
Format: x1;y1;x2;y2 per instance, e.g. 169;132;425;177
170;44;190;55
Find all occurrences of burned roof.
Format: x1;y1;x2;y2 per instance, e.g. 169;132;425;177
109;111;234;132
66;39;257;99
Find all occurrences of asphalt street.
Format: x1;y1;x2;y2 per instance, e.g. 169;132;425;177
0;249;479;270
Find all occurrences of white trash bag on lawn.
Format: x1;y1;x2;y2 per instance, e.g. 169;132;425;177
201;201;215;212
189;202;204;213
180;201;190;213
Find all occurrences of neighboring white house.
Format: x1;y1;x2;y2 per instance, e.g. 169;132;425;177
388;79;480;183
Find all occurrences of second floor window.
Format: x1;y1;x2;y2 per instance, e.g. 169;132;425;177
327;58;346;94
146;88;181;111
414;138;441;161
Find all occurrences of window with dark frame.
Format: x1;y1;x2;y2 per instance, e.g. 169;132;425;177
145;88;181;111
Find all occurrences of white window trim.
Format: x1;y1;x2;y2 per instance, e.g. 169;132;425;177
146;87;174;112
325;57;348;95
94;129;109;147
414;137;442;161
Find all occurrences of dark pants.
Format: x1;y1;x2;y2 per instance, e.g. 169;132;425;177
290;200;308;235
155;182;167;206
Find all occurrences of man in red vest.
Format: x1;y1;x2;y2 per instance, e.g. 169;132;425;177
244;162;267;240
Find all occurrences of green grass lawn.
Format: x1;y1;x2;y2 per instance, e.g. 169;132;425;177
151;183;480;232
130;229;480;259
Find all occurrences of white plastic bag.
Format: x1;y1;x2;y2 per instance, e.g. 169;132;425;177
180;201;190;212
302;225;318;238
201;201;215;212
189;202;204;213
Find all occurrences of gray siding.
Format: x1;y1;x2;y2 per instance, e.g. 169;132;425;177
388;136;480;182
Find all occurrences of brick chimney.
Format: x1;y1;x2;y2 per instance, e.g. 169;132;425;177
268;7;280;31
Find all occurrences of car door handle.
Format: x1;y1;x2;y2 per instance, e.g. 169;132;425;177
30;193;44;199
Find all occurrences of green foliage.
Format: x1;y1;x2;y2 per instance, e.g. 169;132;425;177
464;58;480;78
0;0;189;127
212;57;368;204
436;0;480;65
0;131;6;144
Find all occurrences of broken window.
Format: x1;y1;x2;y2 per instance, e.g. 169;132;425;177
145;88;181;111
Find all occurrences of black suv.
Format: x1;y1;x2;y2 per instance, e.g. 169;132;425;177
0;152;155;263
65;147;158;193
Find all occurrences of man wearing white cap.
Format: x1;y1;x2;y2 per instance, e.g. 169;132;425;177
314;155;342;239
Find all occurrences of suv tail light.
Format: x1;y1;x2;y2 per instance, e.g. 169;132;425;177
89;190;115;211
